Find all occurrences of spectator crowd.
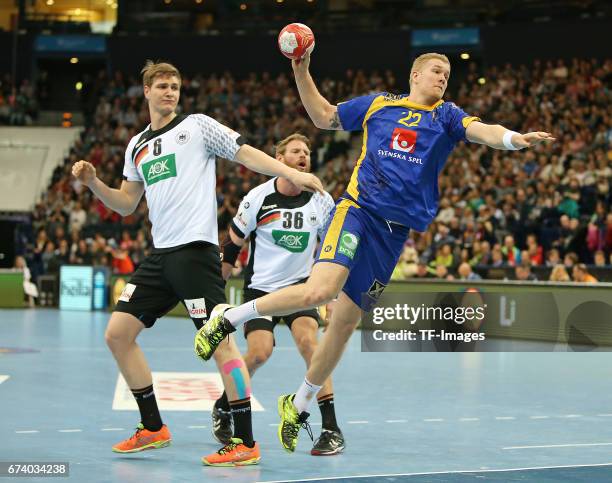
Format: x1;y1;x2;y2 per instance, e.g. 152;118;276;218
12;57;612;290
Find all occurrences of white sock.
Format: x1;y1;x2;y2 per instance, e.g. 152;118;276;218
293;378;322;414
224;300;260;328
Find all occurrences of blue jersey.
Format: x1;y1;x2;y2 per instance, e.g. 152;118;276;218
337;92;480;231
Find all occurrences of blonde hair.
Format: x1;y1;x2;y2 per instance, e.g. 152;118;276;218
549;264;570;282
275;133;311;157
410;52;450;86
141;60;181;87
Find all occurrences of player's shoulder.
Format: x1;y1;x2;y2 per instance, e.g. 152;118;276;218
243;178;275;204
127;125;150;147
311;190;335;212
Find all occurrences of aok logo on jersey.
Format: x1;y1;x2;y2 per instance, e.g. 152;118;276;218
142;154;177;186
272;230;310;253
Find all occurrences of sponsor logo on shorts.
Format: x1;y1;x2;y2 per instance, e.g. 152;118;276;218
367;279;386;301
175;130;190;145
338;230;359;259
272;230;310;253
119;283;137;302
185;298;207;319
141;154;177;186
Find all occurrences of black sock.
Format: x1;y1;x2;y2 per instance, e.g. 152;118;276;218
318;394;340;432
230;397;254;447
131;384;163;432
215;391;231;412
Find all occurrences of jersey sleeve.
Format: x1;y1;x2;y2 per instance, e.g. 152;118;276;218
337;93;381;131
230;192;259;239
439;102;481;143
122;137;142;182
192;114;245;161
315;192;336;239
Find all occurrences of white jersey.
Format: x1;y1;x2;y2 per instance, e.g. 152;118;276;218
231;178;335;292
123;114;243;249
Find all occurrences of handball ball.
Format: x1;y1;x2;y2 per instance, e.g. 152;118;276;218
278;23;315;60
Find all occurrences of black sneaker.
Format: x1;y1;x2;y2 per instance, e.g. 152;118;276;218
311;429;345;456
211;405;233;445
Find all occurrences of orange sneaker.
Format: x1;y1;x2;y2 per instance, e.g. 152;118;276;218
202;438;260;466
112;423;171;453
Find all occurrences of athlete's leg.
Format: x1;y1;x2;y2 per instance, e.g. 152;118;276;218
105;312;149;388
290;315;344;454
106;312;171;452
290;316;332;393
302;292;360;395
234;262;348;322
243;329;274;376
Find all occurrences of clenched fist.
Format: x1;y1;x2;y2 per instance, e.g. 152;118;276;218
72;160;96;187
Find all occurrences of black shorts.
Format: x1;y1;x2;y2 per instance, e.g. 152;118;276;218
242;284;320;338
114;241;225;329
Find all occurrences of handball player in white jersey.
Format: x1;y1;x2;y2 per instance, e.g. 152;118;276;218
72;61;323;466
212;133;344;455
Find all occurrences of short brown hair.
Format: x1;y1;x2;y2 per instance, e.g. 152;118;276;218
410;52;450;86
141;60;181;87
275;133;311;157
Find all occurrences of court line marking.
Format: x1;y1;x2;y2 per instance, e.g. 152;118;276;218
347;421;368;424
0;375;9;385
597;414;612;417
495;416;516;420
101;428;125;431
459;418;480;422
58;429;82;433
255;462;612;483
530;416;550;419
424;418;444;422
386;419;407;423
15;430;39;434
504;442;612;450
187;425;207;429
560;414;583;418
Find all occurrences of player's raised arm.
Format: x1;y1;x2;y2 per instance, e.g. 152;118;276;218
292;53;343;130
465;121;555;150
72;160;144;216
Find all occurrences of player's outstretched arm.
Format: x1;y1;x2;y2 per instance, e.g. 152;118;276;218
292;53;343;130
72;160;144;216
234;144;324;194
466;121;555;150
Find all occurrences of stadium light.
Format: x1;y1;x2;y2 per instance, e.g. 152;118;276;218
195;0;203;3
478;77;486;85
460;52;470;60
70;57;79;64
46;0;54;5
240;3;247;10
75;82;83;91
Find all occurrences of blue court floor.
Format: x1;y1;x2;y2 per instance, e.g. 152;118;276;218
2;308;612;482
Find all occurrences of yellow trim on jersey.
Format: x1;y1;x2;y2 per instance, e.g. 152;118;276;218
347;126;369;200
319;199;359;260
462;116;481;129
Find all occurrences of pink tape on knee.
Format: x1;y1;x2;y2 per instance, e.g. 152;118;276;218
222;358;244;374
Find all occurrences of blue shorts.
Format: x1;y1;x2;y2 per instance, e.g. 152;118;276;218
315;198;410;311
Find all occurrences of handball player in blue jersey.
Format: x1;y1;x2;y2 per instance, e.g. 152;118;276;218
196;52;554;452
